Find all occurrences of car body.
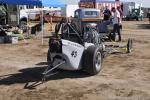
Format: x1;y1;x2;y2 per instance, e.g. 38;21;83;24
46;23;104;76
71;8;102;34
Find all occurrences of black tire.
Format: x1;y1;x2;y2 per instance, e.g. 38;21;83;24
83;46;103;75
127;38;133;53
126;17;130;21
47;49;51;63
136;17;139;21
109;33;116;41
20;21;27;32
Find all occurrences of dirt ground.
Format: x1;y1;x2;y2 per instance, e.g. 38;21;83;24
0;20;150;100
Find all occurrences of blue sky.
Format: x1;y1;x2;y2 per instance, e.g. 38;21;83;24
63;0;150;8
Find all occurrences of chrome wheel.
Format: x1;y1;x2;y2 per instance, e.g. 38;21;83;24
95;52;102;71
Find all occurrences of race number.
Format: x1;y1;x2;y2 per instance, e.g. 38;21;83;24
71;51;77;58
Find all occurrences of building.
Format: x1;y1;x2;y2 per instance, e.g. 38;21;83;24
79;0;121;16
79;0;121;10
61;0;79;17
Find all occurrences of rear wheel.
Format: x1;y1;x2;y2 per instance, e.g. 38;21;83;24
83;46;103;75
109;33;116;41
136;17;139;21
127;38;133;53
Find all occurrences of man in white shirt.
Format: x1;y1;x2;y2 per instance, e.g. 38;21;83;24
117;6;123;29
111;7;121;41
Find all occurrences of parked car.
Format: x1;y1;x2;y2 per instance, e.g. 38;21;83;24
126;8;143;21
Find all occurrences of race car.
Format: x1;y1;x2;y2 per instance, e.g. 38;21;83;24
42;9;133;81
45;23;105;77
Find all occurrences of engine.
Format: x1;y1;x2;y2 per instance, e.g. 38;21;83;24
49;37;62;53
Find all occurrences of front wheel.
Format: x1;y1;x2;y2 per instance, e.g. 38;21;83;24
109;33;116;41
127;38;133;53
83;46;103;75
20;21;27;32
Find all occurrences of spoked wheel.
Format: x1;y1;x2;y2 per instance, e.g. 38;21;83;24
95;51;102;72
127;38;133;53
83;46;103;75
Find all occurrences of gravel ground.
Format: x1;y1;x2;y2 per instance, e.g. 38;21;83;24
0;20;150;100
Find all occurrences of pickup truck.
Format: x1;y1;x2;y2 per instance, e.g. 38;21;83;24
71;8;102;34
126;8;143;21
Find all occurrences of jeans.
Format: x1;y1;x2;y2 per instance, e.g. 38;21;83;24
113;24;121;41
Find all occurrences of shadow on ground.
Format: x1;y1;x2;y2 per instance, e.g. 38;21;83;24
0;62;89;89
137;24;150;29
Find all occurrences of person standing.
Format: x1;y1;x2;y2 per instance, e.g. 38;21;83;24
103;6;112;21
148;11;150;24
111;7;121;41
117;6;123;29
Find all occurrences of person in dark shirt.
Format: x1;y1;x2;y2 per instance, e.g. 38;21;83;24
148;12;150;24
103;6;111;21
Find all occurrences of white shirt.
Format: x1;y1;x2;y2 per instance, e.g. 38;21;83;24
112;10;120;25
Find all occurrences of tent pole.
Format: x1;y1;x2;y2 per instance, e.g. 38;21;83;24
41;6;44;45
17;5;20;25
27;6;30;39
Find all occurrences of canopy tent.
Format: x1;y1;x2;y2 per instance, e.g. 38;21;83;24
0;0;42;43
0;0;67;7
0;0;42;25
0;0;41;6
40;0;66;7
0;0;66;44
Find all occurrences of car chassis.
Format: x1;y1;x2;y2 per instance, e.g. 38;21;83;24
42;22;133;82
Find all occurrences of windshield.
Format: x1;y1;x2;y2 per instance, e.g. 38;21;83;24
75;11;79;18
84;11;98;18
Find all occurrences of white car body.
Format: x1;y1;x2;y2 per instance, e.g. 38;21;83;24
51;39;85;70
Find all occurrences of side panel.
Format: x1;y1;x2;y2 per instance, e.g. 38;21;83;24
61;39;84;70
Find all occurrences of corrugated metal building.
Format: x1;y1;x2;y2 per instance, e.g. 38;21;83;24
79;0;121;10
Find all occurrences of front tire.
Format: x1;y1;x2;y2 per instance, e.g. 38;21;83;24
20;21;27;32
83;46;103;75
109;33;116;41
47;49;51;63
127;38;133;53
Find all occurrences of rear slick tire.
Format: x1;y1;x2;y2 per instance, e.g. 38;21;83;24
83;46;103;75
